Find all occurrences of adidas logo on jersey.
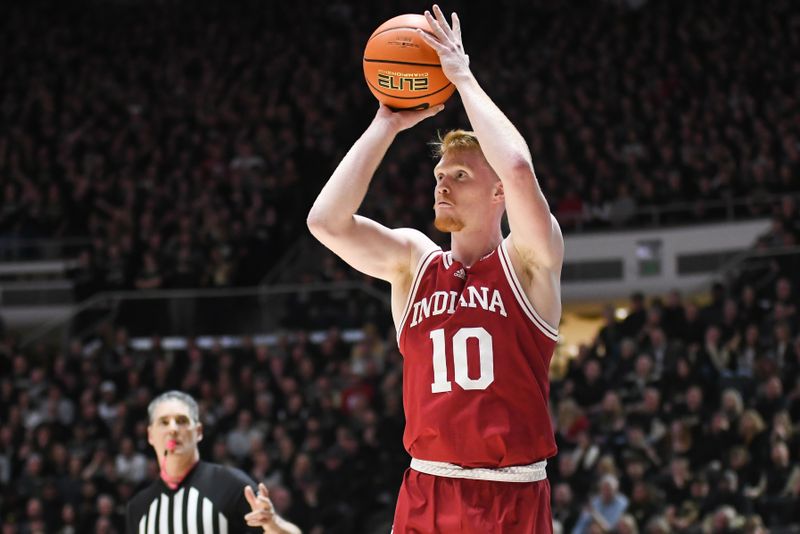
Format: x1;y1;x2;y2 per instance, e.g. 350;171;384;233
454;268;466;280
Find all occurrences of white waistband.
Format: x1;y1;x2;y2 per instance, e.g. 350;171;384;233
410;458;548;483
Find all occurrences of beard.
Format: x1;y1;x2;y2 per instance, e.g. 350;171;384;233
434;213;465;233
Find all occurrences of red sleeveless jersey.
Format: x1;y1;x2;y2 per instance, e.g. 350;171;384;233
397;239;558;468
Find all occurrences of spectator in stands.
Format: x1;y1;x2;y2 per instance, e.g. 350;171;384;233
114;437;147;486
626;482;660;531
572;474;630;534
594;304;622;360
582;186;612;229
708;505;743;533
706;470;752;517
574;358;608;410
660;457;692;506
738;410;771;465
621;293;647;339
607;337;638;387
621;354;659;404
616;514;639;534
751;441;796;524
552;482;580;534
608;184;638;228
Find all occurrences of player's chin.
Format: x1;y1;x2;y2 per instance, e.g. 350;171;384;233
434;215;465;233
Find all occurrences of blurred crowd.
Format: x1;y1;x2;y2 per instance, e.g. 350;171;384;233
0;0;797;298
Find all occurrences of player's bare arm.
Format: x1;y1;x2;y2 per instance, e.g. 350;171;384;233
307;105;441;314
419;4;563;327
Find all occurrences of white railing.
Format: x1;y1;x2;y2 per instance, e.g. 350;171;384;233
20;281;391;348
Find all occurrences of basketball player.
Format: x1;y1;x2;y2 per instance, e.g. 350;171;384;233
125;391;301;534
307;5;562;533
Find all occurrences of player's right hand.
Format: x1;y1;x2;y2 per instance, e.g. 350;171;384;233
375;103;444;133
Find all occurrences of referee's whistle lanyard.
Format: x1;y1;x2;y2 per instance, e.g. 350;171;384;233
160;439;198;490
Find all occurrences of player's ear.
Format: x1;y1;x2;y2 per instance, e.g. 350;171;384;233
492;181;505;203
147;424;154;446
196;422;204;443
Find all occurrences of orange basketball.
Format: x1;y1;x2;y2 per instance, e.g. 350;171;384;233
363;14;455;110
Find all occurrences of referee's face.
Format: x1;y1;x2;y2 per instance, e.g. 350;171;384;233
147;399;203;459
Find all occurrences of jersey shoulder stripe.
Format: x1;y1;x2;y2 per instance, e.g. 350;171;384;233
442;251;453;269
498;239;559;341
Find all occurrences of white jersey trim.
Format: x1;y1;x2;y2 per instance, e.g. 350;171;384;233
410;457;547;483
443;251;453;269
396;247;441;343
498;239;559;341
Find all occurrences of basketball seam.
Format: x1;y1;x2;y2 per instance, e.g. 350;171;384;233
368;26;437;42
365;79;454;99
363;58;443;67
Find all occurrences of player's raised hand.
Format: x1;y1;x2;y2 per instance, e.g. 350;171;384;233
244;483;276;528
418;5;470;83
374;103;445;133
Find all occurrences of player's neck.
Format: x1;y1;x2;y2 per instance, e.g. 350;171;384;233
449;226;503;268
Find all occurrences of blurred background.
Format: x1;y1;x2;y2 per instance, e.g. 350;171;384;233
0;0;798;532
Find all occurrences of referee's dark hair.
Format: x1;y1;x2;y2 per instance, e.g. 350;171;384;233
147;390;200;424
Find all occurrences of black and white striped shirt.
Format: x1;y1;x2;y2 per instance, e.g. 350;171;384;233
126;461;261;534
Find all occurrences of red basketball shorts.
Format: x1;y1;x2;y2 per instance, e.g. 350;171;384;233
392;468;553;534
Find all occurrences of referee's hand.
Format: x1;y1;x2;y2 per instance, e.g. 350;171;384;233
244;483;276;528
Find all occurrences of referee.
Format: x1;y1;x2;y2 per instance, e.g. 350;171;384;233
126;391;301;534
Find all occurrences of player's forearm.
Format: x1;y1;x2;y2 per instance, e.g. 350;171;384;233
307;119;398;233
454;73;536;179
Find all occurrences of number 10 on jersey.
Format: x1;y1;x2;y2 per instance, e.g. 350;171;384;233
429;327;495;393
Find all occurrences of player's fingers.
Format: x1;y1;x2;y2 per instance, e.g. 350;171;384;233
258;482;270;499
452;12;462;42
416;28;446;53
244;485;258;510
423;104;445;120
432;5;455;39
423;10;449;43
433;4;457;41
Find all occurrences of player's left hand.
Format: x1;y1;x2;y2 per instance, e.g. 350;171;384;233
244;483;277;529
417;5;471;84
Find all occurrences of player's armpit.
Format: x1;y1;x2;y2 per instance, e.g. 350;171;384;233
507;211;564;272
